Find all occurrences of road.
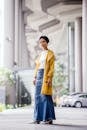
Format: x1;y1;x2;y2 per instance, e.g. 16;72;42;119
0;106;87;130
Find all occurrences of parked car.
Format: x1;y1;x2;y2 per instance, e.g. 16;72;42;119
59;92;81;107
62;93;87;108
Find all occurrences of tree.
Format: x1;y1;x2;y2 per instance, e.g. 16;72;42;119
53;60;69;95
53;60;66;89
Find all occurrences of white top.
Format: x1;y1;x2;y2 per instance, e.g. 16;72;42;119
38;50;48;69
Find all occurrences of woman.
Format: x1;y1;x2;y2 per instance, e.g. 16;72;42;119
33;36;56;124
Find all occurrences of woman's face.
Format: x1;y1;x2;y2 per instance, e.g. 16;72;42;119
39;38;48;50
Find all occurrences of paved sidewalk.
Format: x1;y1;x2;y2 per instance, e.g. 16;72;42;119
55;107;87;126
1;106;87;126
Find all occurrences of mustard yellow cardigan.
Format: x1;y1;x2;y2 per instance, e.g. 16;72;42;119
34;49;55;95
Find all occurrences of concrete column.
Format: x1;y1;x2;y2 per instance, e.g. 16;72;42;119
75;17;82;92
82;0;87;92
14;0;19;65
21;14;29;68
68;23;75;93
0;0;4;66
0;0;14;68
0;0;16;106
18;0;29;68
18;0;22;67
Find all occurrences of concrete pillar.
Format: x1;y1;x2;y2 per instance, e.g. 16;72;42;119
68;23;75;93
18;0;29;68
0;1;4;66
21;14;29;68
82;0;87;92
18;0;22;67
0;0;14;68
14;0;19;65
75;17;82;92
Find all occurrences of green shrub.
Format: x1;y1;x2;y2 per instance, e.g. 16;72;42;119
0;67;14;87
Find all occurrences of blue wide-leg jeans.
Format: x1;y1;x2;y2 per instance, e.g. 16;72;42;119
34;69;56;121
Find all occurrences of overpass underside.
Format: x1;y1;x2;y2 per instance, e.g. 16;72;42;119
0;0;87;93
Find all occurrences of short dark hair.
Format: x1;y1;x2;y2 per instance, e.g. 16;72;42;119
39;36;49;43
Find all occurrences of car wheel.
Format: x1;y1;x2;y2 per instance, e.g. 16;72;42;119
75;101;82;108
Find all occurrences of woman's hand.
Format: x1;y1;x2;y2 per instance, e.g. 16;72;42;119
47;78;52;87
33;77;36;86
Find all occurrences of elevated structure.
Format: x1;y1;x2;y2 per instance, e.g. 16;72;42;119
0;0;87;94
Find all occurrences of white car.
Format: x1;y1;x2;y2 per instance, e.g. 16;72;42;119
63;93;87;108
